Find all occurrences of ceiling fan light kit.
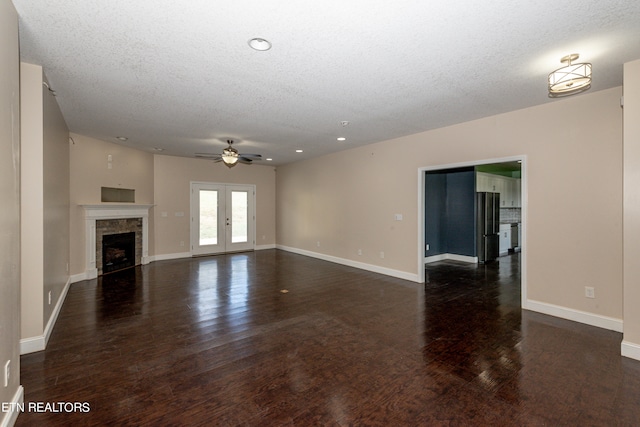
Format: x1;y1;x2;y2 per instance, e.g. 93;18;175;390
195;139;262;168
548;53;592;98
222;146;239;167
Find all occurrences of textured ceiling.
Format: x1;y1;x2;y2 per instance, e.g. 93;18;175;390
13;0;640;165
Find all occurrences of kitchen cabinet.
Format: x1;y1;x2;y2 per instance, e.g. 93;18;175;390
504;178;521;208
476;172;521;207
477;172;502;193
476;173;490;192
499;224;511;256
513;180;521;207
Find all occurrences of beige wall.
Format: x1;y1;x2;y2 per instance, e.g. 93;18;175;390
69;134;154;275
277;87;623;320
0;0;22;418
623;60;640;352
153;155;276;256
69;136;277;273
42;73;70;328
20;63;44;339
20;62;70;342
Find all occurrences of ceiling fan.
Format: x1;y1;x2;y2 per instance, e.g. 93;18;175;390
195;139;262;168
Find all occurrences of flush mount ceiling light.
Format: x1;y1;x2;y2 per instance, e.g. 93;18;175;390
248;38;272;51
115;136;128;141
548;53;592;98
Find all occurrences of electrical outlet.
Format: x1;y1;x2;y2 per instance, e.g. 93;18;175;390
317;241;320;247
358;249;362;256
180;241;185;247
4;360;10;387
585;287;595;299
48;291;52;305
380;251;385;259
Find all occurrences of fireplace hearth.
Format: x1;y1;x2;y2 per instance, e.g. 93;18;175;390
102;232;136;274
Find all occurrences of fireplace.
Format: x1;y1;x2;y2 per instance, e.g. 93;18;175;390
95;218;142;275
102;232;136;274
81;204;153;280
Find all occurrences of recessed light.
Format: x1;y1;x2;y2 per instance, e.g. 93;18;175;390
296;149;303;153
154;147;164;152
266;158;273;161
337;137;346;141
248;38;272;51
340;121;350;127
116;136;128;141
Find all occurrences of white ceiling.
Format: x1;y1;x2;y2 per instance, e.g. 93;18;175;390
13;0;640;165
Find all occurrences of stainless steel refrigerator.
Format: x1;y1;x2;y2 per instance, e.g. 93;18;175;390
476;192;500;263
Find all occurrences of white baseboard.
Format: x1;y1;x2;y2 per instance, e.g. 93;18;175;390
149;252;191;262
19;335;44;355
20;277;72;355
524;299;623;332
152;245;275;261
69;272;89;284
277;245;419;282
424;253;478;264
255;244;276;251
622;341;640;361
0;386;23;427
44;277;71;345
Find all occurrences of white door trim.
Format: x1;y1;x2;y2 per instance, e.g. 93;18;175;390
417;155;527;308
190;181;256;256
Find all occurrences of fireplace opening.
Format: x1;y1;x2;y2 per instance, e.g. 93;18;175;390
102;232;136;274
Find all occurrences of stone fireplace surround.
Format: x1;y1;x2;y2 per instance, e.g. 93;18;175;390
97;221;140;275
81;204;153;279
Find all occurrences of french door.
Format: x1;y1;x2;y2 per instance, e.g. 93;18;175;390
190;182;255;255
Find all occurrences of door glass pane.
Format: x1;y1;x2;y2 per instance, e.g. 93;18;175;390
199;190;218;245
231;191;248;243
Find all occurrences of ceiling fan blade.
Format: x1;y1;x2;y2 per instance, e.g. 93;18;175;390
238;158;253;164
195;153;221;159
239;153;262;159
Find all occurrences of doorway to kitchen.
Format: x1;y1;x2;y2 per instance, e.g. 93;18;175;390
190;182;255;256
417;156;527;306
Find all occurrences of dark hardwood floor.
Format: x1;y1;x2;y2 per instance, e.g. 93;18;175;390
17;250;640;426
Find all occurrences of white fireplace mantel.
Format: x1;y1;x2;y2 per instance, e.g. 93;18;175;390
81;204;153;279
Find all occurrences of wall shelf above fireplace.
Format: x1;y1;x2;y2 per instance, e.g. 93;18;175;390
80;204;154;219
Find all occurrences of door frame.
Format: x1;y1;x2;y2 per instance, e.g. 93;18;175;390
190;181;256;256
417;155;527;307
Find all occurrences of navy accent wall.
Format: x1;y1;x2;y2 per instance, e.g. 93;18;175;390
425;173;446;255
425;168;476;257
